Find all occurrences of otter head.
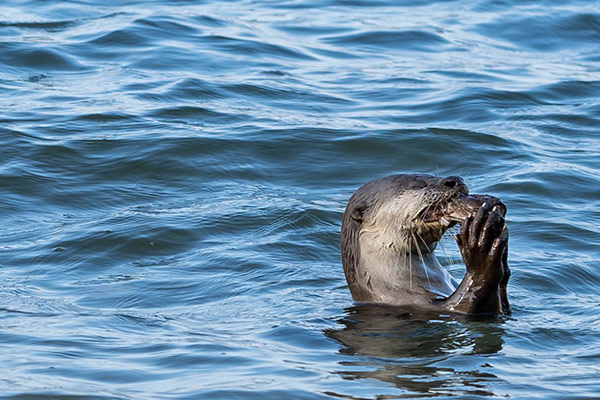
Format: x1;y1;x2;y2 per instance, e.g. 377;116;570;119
341;174;505;304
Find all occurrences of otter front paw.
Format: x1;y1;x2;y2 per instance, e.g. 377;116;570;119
454;202;509;288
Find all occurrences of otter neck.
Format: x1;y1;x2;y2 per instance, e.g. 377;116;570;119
356;235;456;304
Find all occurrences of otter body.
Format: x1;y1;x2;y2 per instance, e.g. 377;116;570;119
341;174;510;315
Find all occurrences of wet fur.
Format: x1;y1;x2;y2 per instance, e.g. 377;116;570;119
341;174;510;315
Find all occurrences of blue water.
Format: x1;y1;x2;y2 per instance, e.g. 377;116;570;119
1;0;599;398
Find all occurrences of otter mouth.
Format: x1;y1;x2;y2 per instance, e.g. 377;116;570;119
421;194;507;229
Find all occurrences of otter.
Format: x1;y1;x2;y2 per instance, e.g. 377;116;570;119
341;174;510;315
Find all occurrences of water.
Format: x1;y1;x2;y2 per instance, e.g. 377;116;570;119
1;0;599;398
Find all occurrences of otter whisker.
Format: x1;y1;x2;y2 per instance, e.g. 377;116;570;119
402;249;412;290
412;232;431;289
419;203;434;222
413;230;430;252
408;235;413;290
436;234;454;271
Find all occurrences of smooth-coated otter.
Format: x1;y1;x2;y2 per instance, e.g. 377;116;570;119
341;174;510;315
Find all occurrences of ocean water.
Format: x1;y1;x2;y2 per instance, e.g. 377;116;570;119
1;0;599;398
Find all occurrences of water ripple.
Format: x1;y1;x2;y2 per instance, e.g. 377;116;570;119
1;0;599;399
475;11;600;51
324;29;453;52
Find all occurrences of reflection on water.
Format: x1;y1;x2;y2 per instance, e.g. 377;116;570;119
325;305;506;398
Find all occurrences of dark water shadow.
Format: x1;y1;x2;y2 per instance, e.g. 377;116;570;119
324;304;507;398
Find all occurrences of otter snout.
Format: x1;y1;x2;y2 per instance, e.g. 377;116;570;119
440;176;468;195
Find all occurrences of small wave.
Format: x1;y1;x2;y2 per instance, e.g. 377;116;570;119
2;46;86;71
0;20;78;30
149;105;243;125
529;80;600;102
475;12;600;51
89;28;151;47
200;34;317;61
324;29;452;52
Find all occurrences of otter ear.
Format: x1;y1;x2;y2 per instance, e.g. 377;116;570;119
350;203;368;223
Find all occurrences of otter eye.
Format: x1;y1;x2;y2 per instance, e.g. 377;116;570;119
408;179;427;189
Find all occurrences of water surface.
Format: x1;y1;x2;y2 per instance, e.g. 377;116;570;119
1;0;599;399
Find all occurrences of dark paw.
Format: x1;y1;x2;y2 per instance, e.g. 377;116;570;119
454;202;509;287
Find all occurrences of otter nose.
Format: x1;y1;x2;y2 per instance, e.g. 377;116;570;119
442;176;465;190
